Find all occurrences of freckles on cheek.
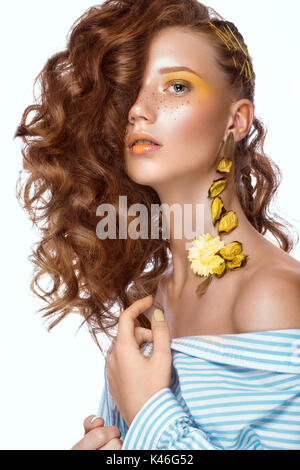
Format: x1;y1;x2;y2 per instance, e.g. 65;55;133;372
159;86;218;142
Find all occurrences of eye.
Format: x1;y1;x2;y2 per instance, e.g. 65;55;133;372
166;80;191;95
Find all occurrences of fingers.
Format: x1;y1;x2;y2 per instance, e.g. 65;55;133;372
106;327;153;357
117;296;154;345
84;415;105;435
97;438;123;450
135;326;153;348
73;425;121;450
151;309;172;357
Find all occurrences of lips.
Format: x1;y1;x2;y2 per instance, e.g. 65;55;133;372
129;133;162;148
132;141;159;147
130;143;162;156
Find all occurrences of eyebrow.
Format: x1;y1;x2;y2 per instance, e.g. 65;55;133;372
158;66;203;79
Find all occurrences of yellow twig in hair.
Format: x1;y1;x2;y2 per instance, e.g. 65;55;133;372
225;24;248;57
208;21;252;83
218;30;237;50
209;22;238;52
209;23;231;50
215;31;231;50
240;60;246;76
246;60;252;81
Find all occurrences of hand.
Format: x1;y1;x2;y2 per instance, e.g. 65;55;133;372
71;415;123;450
106;296;172;428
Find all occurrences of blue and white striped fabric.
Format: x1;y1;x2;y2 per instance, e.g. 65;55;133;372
97;329;300;450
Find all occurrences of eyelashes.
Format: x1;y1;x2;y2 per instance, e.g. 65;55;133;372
165;79;192;95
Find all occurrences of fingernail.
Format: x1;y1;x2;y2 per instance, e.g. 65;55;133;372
90;416;101;424
154;308;165;322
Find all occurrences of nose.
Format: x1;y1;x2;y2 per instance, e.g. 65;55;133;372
128;89;156;124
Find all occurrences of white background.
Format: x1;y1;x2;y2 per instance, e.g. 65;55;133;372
1;0;300;450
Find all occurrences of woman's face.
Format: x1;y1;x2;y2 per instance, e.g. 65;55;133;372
124;26;234;187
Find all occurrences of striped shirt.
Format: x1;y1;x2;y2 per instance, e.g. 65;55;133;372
97;329;300;450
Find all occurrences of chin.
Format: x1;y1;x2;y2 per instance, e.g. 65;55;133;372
127;172;163;187
125;162;166;186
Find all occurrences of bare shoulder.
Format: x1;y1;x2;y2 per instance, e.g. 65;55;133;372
233;249;300;333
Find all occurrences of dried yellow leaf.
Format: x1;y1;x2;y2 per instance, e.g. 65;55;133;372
211;197;226;225
195;275;213;296
223;131;235;159
217;158;233;174
227;254;248;271
208;178;228;198
218;241;243;261
212;259;226;278
218;211;238;234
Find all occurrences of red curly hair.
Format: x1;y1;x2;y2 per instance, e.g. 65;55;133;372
15;0;299;355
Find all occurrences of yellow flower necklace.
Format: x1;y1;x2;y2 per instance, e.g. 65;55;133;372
187;131;248;296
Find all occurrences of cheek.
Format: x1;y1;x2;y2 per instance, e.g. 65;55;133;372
169;99;217;143
157;95;227;174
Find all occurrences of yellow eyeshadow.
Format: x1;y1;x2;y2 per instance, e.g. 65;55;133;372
162;71;213;100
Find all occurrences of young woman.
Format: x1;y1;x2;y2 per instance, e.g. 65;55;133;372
15;0;300;450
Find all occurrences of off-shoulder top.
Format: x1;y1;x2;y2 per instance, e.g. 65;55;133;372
96;329;300;450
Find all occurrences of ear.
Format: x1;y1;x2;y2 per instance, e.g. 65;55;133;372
228;99;255;142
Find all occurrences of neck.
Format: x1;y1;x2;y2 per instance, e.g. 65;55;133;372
153;167;261;297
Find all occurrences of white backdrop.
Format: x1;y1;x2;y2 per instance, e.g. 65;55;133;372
1;0;300;450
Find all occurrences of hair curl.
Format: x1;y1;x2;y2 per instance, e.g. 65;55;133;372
15;0;299;355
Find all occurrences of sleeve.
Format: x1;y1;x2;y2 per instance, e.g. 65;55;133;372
96;363;129;441
96;374;111;426
121;388;264;450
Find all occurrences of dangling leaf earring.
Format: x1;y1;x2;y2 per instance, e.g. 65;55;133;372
187;131;248;296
